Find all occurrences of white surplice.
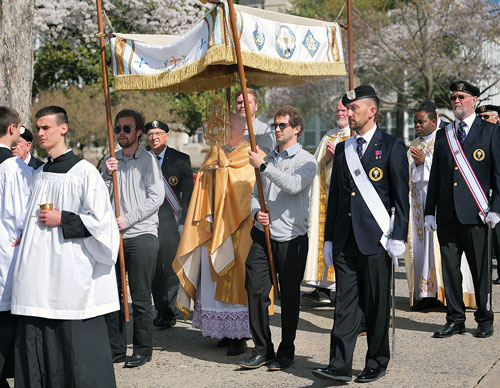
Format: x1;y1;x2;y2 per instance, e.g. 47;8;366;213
303;127;350;289
0;154;33;311
11;161;120;319
405;132;476;307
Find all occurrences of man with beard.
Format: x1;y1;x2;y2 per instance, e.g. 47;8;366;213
103;109;164;367
239;106;317;371
313;85;409;383
425;81;500;339
235;89;275;156
405;104;475;311
302;99;350;305
146;120;193;329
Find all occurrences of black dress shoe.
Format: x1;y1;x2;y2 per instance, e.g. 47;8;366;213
217;337;231;348
237;354;274;369
154;316;176;329
124;354;152;368
312;366;352;382
302;288;331;305
355;366;386;383
474;323;494;338
267;357;294;371
227;339;247;356
112;353;126;363
493;277;500;285
433;322;465;338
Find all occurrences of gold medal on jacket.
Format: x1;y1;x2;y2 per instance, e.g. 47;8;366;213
473;149;485;162
168;176;179;186
368;167;383;181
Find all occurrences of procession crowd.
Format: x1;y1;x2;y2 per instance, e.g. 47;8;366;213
0;81;499;387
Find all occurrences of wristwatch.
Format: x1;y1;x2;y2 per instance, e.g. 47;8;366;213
259;162;267;172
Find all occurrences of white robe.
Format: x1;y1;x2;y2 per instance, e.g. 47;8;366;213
0;156;33;311
303;127;350;288
405;133;476;307
11;161;120;319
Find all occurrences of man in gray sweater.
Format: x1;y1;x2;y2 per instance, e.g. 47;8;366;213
103;109;164;368
239;106;317;371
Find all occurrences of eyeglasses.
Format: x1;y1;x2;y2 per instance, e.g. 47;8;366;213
450;94;471;101
147;131;166;138
271;122;291;131
113;125;133;134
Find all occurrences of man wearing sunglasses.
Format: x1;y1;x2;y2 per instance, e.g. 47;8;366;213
103;109;164;368
145;120;193;330
425;81;500;340
239;106;317;371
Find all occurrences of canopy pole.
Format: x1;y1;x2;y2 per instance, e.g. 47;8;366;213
347;0;354;90
96;0;130;321
226;0;280;300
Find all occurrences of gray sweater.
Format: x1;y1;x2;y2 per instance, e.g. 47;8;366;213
102;146;164;239
251;143;317;242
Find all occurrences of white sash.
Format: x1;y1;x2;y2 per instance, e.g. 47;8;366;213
345;136;391;250
444;122;488;221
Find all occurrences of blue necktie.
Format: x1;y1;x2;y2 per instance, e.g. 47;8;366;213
356;137;366;159
457;121;466;145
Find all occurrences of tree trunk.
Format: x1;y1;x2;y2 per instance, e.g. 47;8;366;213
395;91;406;140
0;0;34;127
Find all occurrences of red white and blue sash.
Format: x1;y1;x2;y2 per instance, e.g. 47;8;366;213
444;122;488;222
162;174;181;224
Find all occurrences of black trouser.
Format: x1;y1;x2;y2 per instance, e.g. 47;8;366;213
14;315;115;388
245;227;308;360
493;225;500;279
151;220;180;320
105;233;158;356
329;230;391;374
437;215;494;325
0;311;17;380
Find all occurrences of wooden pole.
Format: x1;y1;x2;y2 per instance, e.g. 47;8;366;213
96;0;130;321
226;0;280;300
347;0;354;90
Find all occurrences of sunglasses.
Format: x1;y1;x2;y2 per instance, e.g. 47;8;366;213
271;122;290;131
113;125;133;134
479;114;496;120
450;94;471;101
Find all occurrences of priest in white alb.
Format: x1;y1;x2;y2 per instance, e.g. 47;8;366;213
302;99;350;304
405;103;476;311
11;106;120;388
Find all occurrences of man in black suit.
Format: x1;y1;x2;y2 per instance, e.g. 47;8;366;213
476;104;500;285
146;120;193;328
424;81;500;339
11;127;44;169
313;85;409;384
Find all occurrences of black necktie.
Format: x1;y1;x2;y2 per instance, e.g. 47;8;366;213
356;137;366;159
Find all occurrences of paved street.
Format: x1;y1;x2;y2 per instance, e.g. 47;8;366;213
114;263;500;388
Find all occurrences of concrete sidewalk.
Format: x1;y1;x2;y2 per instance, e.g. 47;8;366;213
114;264;500;387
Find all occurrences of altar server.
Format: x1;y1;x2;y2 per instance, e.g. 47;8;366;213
11;106;120;388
